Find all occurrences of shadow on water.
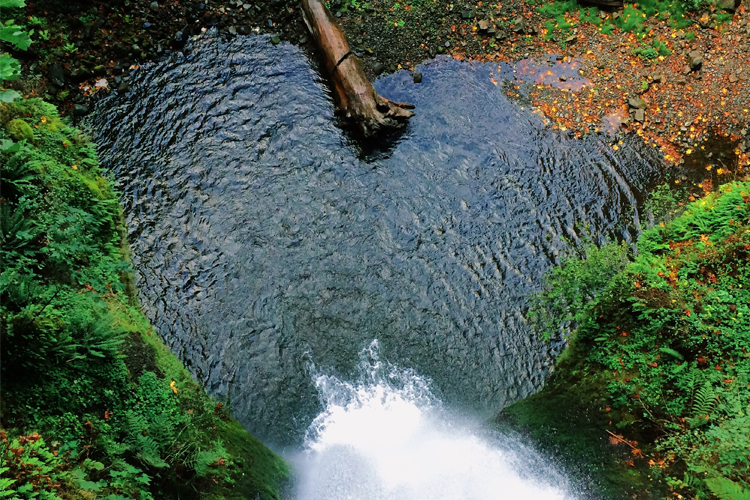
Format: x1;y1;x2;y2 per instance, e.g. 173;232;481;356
89;31;663;447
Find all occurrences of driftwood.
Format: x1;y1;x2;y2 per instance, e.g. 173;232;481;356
300;0;414;136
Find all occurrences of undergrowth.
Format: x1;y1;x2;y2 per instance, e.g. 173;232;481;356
525;182;750;499
0;98;289;499
538;0;729;45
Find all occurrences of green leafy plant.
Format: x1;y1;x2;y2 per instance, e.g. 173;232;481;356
529;182;750;499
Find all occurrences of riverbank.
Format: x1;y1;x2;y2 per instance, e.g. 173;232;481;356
0;98;288;499
6;0;749;176
502;179;750;500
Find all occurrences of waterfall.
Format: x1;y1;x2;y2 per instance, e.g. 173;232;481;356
294;341;573;500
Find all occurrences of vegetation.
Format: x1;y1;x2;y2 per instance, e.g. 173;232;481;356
537;0;728;45
0;0;31;104
513;182;750;499
0;98;289;499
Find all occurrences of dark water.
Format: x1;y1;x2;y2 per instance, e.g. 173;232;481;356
91;32;662;446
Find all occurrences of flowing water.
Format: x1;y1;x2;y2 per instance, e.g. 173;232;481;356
294;340;571;499
91;31;662;494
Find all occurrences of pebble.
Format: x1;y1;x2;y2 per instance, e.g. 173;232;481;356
413;72;422;83
150;1;159;10
73;104;89;116
373;61;384;75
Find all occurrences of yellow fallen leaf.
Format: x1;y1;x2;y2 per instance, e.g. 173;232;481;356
170;381;178;394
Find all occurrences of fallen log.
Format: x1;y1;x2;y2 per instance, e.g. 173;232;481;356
300;0;414;136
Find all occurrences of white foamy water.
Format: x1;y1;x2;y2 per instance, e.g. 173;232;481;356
293;341;573;500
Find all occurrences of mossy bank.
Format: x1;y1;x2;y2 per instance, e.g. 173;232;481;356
0;98;288;499
503;181;750;499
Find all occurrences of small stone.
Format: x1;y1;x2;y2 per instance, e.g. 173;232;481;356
628;96;647;109
228;25;237;34
478;19;489;31
268;19;274;27
652;74;662;83
143;22;151;28
564;34;577;44
413;71;422;83
461;10;473;20
634;108;645;122
271;35;281;44
175;31;184;42
373;61;384;75
444;40;451;48
117;82;129;94
48;64;65;87
687;50;703;71
729;73;739;83
73;104;89;116
512;16;525;33
243;3;250;8
150;1;159;10
559;75;567;81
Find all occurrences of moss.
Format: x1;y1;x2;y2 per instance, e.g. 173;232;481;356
1;98;289;499
6;118;34;143
500;340;666;499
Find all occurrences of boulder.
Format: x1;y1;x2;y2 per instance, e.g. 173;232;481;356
687;50;703;71
628;96;647;109
716;0;741;12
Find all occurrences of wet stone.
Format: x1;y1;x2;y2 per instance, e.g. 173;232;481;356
461;10;473;19
48;64;65;87
413;71;422;83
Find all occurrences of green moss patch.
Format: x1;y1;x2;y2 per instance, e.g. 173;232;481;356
1;98;288;499
512;182;750;499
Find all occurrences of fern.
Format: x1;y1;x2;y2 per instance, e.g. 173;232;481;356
705;477;750;500
692;381;718;417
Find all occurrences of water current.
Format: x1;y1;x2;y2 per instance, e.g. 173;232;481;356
90;31;662;456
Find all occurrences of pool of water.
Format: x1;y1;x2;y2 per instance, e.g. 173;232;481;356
90;31;662;446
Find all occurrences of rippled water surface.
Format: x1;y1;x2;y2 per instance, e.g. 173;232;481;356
91;32;662;445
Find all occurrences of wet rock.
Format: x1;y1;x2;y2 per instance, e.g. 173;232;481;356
559;75;567;82
413;71;422;83
228;25;237;34
271;35;281;44
48;64;65;87
373;61;384;75
628;96;647;109
143;22;152;28
478;19;489;31
512;16;525;33
150;1;159;10
461;10;473;20
687;50;703;71
729;73;739;83
634;108;645;122
716;0;741;12
651;73;662;83
73;104;89;116
117;82;129;94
